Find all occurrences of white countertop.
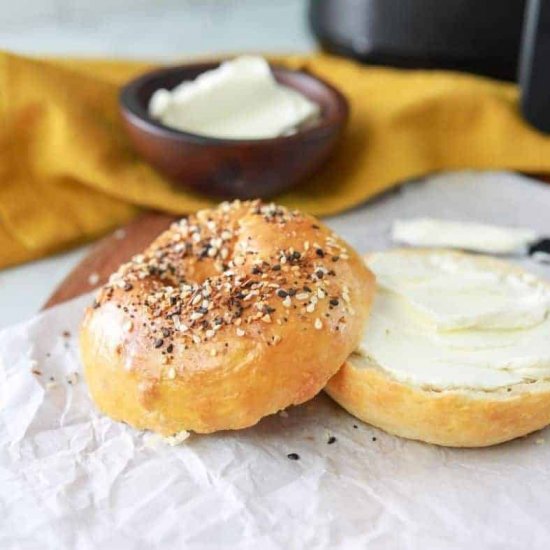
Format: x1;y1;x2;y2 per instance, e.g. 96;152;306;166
0;0;314;329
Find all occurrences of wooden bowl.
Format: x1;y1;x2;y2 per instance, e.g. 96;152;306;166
119;61;349;200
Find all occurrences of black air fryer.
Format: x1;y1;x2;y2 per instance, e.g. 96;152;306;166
309;0;550;133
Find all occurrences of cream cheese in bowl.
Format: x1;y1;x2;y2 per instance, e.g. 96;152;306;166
148;56;321;140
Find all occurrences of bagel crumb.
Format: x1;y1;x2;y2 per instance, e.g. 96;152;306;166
164;430;190;446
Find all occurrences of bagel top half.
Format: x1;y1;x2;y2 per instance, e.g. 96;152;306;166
80;200;374;435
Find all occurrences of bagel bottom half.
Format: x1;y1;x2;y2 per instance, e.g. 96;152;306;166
325;249;550;448
326;355;550;447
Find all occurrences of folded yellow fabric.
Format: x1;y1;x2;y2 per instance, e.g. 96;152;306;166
1;51;549;270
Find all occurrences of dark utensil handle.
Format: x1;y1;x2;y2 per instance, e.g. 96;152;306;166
519;0;550;133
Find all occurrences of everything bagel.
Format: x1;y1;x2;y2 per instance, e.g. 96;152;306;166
80;201;374;435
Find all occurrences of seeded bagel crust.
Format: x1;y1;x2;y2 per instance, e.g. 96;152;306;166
80;201;374;435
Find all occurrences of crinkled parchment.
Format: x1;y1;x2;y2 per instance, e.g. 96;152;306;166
1;172;550;550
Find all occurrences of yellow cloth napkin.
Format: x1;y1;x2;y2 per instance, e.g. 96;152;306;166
1;51;549;270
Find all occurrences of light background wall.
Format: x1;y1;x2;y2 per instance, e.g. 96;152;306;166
0;0;314;58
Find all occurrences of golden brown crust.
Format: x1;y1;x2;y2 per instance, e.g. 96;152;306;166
326;355;550;447
80;201;375;435
325;250;550;447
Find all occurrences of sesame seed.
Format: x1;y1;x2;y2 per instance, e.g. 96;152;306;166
236;328;245;337
167;367;176;379
287;453;300;460
154;338;164;348
296;292;309;301
314;318;323;330
330;298;339;306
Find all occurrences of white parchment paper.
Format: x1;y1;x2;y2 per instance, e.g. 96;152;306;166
1;171;550;550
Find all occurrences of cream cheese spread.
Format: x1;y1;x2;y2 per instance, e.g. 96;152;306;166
358;251;550;390
149;56;320;139
392;218;538;255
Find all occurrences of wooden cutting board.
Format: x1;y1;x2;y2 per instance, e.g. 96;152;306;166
42;211;178;309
